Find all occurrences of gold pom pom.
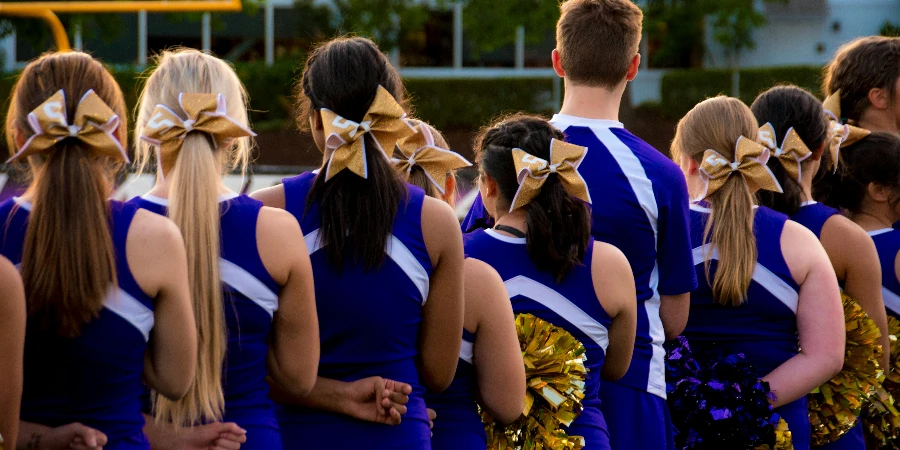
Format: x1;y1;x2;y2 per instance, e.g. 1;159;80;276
864;316;900;448
484;313;588;450
808;294;884;445
754;418;794;450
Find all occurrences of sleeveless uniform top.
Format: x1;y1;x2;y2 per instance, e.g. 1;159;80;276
276;172;434;450
685;204;810;449
423;329;484;450
464;228;613;450
789;202;840;240
130;194;283;449
869;227;900;318
0;198;153;450
462;115;696;399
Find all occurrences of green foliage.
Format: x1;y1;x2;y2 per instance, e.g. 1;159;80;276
659;66;822;119
292;0;430;50
460;0;558;54
882;21;900;37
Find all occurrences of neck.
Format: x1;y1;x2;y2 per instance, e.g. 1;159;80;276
557;80;625;121
859;108;900;135
799;165;815;203
493;209;528;234
851;204;896;231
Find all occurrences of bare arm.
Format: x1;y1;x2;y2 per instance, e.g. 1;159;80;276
249;184;286;210
269;376;411;425
821;215;890;369
17;422;107;450
128;210;197;400
467;258;525;424
763;221;844;407
142;413;246;450
418;197;465;392
0;257;24;448
258;207;319;399
592;243;637;381
659;293;690;340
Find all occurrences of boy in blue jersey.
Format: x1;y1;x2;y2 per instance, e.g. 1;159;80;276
462;1;697;448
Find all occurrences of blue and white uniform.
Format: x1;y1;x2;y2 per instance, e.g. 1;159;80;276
685;204;810;450
0;198;153;450
130;193;283;449
870;227;900;319
462;115;696;449
790;201;864;450
423;329;484;450
465;229;612;450
276;172;433;449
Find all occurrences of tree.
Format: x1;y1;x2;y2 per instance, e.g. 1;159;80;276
460;0;558;55
293;0;429;51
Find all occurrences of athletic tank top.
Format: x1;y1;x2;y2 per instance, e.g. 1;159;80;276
130;193;282;438
464;228;612;449
869;227;900;318
276;172;433;449
790;202;840;240
423;329;484;450
0;198;153;450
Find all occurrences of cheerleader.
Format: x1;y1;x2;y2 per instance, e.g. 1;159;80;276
1;51;197;450
463;114;637;450
824;36;900;135
750;85;889;449
823;132;900;319
251;36;465;449
393;120;526;449
129;48;320;449
0;256;24;448
674;96;845;450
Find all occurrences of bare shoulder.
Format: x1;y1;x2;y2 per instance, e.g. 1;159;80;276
781;219;827;283
250;184;287;209
820;213;877;264
129;209;183;247
0;256;23;309
420;195;461;252
257;206;303;240
464;258;504;289
464;257;509;333
421;195;458;226
591;241;631;279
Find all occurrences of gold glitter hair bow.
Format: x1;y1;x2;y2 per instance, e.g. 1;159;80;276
140;92;256;174
757;123;813;183
823;90;871;171
509;139;591;212
393;124;472;195
320;85;416;181
8;89;128;163
698;136;783;200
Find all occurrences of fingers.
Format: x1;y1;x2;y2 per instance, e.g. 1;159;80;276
212;437;243;450
384;379;412;395
386;388;409;406
219;431;248;444
71;423;107;448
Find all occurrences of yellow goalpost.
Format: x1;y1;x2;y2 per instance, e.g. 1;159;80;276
0;0;245;51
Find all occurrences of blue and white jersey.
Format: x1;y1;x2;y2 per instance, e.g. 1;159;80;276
685;203;810;449
869;227;900;318
423;329;484;450
465;229;612;449
789;201;840;240
0;198;154;450
130;193;283;446
276;172;434;449
462;115;697;398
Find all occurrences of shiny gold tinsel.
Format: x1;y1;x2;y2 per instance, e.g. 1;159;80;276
754;418;794;450
808;294;884;445
864;316;900;448
484;313;588;450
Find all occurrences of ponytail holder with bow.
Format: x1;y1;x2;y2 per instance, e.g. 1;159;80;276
757;123;812;183
698;136;783;201
509;139;591;212
823;89;870;171
8;89;128;163
140;92;256;174
320;85;416;182
393;124;471;195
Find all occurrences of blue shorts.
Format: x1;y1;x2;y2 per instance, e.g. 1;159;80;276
240;424;282;450
599;381;674;450
776;396;811;450
812;415;864;450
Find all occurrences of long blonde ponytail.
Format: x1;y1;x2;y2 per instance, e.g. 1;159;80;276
135;49;252;425
672;96;759;307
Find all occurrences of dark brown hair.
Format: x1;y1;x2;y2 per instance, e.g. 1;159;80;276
751;85;829;215
556;0;643;89
477;114;591;282
823;36;900;123
818;132;900;213
297;37;408;269
5;52;126;337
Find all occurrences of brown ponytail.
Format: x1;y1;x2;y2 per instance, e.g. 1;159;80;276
672;96;759;306
5;52;126;338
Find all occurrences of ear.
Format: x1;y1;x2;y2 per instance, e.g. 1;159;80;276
625;54;641;82
441;173;457;206
481;172;499;198
310;110;323;131
868;182;893;202
551;49;565;78
869;87;890;110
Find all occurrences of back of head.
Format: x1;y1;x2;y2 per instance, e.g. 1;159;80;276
672;96;758;307
297;37;408;269
477;114;591;282
824;36;900;123
822;132;900;213
6;51;126;338
135;48;251;425
751;85;829;215
556;0;643;89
